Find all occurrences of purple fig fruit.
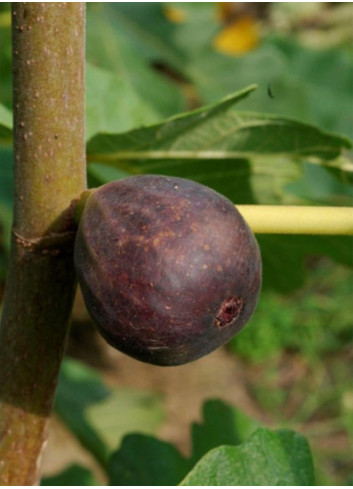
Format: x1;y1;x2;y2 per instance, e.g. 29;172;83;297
74;175;262;366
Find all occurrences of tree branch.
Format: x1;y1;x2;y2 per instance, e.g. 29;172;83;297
0;4;86;484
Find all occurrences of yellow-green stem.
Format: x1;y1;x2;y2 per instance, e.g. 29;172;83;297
237;205;353;235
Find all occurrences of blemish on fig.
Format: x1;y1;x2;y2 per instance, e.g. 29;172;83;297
214;296;244;329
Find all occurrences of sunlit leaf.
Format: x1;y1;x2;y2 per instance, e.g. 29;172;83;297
85;63;159;142
181;428;315;486
190;399;259;464
87;87;350;164
86;5;185;122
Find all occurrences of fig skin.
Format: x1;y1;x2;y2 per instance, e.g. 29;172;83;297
74;175;262;366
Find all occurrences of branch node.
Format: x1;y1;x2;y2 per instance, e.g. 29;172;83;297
12;229;77;255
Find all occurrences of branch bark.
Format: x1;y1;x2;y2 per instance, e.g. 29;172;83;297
0;3;86;485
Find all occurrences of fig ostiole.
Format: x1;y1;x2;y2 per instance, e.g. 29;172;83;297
74;175;262;366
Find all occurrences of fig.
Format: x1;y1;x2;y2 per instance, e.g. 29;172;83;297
74;175;262;366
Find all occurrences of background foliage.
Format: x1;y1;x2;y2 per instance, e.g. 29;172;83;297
0;2;352;485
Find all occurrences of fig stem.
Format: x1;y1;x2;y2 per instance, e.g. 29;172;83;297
74;189;95;225
237;205;353;235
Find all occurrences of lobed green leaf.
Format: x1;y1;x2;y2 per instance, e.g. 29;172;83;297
87;86;351;165
181;428;315;486
41;464;98;486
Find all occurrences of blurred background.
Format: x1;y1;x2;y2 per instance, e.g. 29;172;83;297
0;2;352;485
